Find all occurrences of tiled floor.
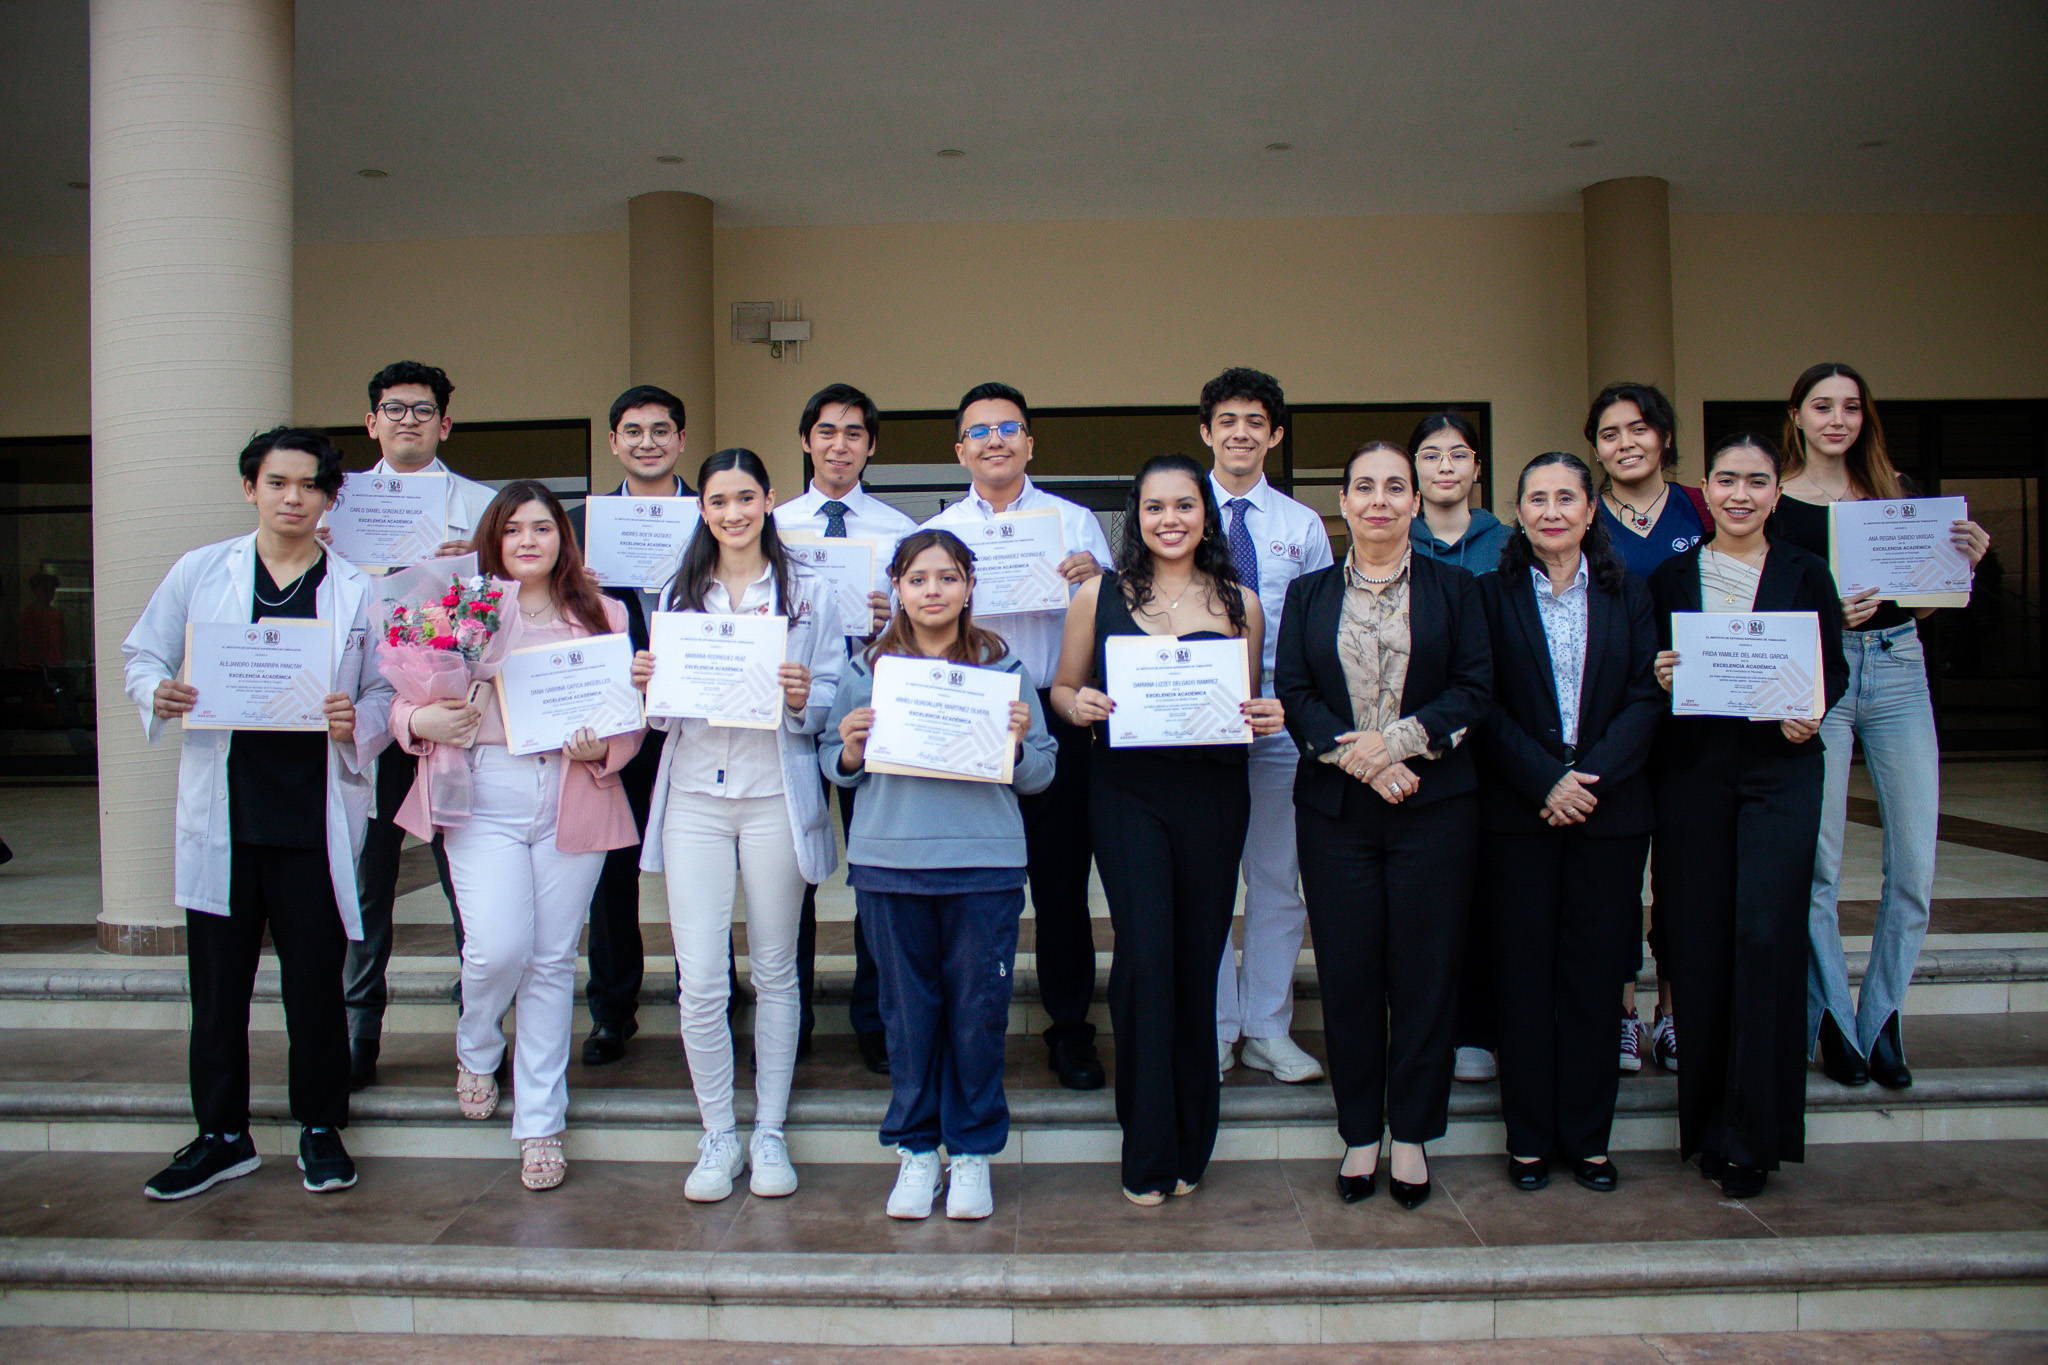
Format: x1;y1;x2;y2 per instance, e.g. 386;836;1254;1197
5;1327;2045;1364
1;1141;2042;1256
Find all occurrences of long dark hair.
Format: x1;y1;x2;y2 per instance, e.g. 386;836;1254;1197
1780;361;1903;500
1498;452;1626;594
1115;453;1247;635
864;529;1010;667
475;480;612;636
1583;381;1679;492
665;449;796;615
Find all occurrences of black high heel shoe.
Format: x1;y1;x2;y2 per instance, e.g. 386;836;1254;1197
1818;1012;1869;1087
1389;1173;1431;1210
1336;1169;1376;1203
1574;1157;1618;1193
1868;1012;1913;1090
1719;1162;1768;1199
1508;1157;1549;1192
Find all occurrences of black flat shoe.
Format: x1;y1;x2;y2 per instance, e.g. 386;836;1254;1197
1574;1157;1618;1193
1388;1175;1431;1210
580;1018;638;1067
856;1030;891;1075
1508;1157;1549;1192
1337;1170;1377;1203
1719;1163;1768;1199
1048;1038;1106;1091
1868;1012;1913;1090
347;1040;378;1093
1818;1012;1869;1087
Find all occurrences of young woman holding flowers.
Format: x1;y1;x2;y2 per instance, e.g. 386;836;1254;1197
389;480;642;1191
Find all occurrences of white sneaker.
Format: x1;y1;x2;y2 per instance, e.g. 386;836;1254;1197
1239;1035;1325;1084
886;1147;943;1220
684;1128;745;1202
1217;1038;1237;1078
748;1129;799;1198
946;1153;994;1220
1454;1046;1498;1083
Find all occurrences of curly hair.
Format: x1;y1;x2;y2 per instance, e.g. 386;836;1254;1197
1114;453;1247;635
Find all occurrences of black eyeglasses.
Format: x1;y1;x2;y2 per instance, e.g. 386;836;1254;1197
963;420;1026;442
376;401;440;423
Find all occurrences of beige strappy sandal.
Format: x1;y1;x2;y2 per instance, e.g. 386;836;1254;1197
521;1135;566;1191
456;1066;498;1121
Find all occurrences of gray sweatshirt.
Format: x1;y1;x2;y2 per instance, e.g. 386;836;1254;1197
818;652;1057;870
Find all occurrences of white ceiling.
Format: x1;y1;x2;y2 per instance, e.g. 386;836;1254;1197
3;0;2044;255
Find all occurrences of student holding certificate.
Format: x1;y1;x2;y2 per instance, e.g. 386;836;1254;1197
817;530;1055;1220
1051;454;1283;1206
1772;363;1990;1092
120;428;393;1201
633;449;845;1205
388;482;643;1193
1649;434;1847;1199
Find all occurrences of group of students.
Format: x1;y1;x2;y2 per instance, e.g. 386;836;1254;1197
120;357;1986;1217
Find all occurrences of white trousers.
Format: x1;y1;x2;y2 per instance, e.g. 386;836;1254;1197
661;789;808;1136
1216;733;1307;1040
443;746;604;1141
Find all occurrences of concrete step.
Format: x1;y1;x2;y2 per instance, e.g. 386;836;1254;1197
1;1230;2042;1344
3;944;2043;1034
3;1065;2042;1165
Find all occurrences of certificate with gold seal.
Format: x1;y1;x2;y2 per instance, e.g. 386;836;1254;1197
961;507;1067;614
181;619;333;732
644;611;788;729
864;654;1020;784
1102;635;1252;748
1670;611;1825;721
493;632;642;757
326;471;448;569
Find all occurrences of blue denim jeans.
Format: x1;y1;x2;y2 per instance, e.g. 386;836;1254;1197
1806;621;1939;1058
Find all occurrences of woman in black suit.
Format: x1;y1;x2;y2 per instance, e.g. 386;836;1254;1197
1475;452;1662;1195
1649;433;1847;1200
1275;440;1491;1210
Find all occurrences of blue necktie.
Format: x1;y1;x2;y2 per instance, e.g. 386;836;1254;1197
1226;498;1259;593
819;500;849;538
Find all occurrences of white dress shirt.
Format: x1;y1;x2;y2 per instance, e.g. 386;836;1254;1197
371;455;499;539
666;563;790;799
775;482;921;633
1208;473;1335;694
921;477;1115;690
1530;557;1591;747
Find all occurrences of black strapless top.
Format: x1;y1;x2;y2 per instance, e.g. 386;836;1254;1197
1090;571;1247;766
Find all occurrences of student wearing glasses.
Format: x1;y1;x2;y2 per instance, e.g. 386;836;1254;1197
922;383;1116;1093
341;361;498;1092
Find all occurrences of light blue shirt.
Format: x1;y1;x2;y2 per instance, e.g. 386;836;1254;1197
1530;557;1590;746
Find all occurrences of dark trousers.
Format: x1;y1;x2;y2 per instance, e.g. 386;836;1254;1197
344;749;460;1044
1092;752;1250;1196
861;882;1024;1155
585;738;660;1027
1019;693;1098;1046
793;784;882;1040
190;842;350;1133
1298;789;1476;1148
1453;882;1497;1053
1482;827;1651;1160
1656;744;1821;1171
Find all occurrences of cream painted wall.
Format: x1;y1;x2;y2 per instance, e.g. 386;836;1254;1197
0;254;90;438
1672;214;2048;479
714;215;1589;519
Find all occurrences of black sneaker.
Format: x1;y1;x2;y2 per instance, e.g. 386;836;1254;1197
298;1127;358;1193
143;1132;260;1201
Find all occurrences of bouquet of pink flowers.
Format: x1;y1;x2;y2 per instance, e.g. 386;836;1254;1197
377;565;521;826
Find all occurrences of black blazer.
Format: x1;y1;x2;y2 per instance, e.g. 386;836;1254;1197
1647;540;1849;769
1274;553;1492;818
1474;564;1662;836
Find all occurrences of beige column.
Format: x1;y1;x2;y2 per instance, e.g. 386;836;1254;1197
1581;174;1676;414
624;191;716;484
89;0;295;953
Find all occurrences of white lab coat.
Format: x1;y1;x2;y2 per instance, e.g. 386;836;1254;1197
639;564;845;886
120;533;396;937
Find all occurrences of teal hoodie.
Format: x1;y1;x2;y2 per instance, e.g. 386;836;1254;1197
1410;505;1511;574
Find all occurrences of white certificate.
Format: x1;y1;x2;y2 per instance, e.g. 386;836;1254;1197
1829;497;1971;607
583;496;701;591
645;611;788;729
493;632;642;757
864;654;1020;784
1670;612;1825;721
1102;635;1253;748
781;532;878;633
960;507;1068;614
182;619;333;732
327;471;448;569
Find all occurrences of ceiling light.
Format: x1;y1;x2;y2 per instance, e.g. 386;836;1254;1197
1265;142;1292;152
654;155;684;164
936;148;966;158
1857;139;1887;149
1567;139;1599;149
356;168;388;179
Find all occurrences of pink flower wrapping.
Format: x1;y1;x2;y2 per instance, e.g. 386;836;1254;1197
377;573;522;828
